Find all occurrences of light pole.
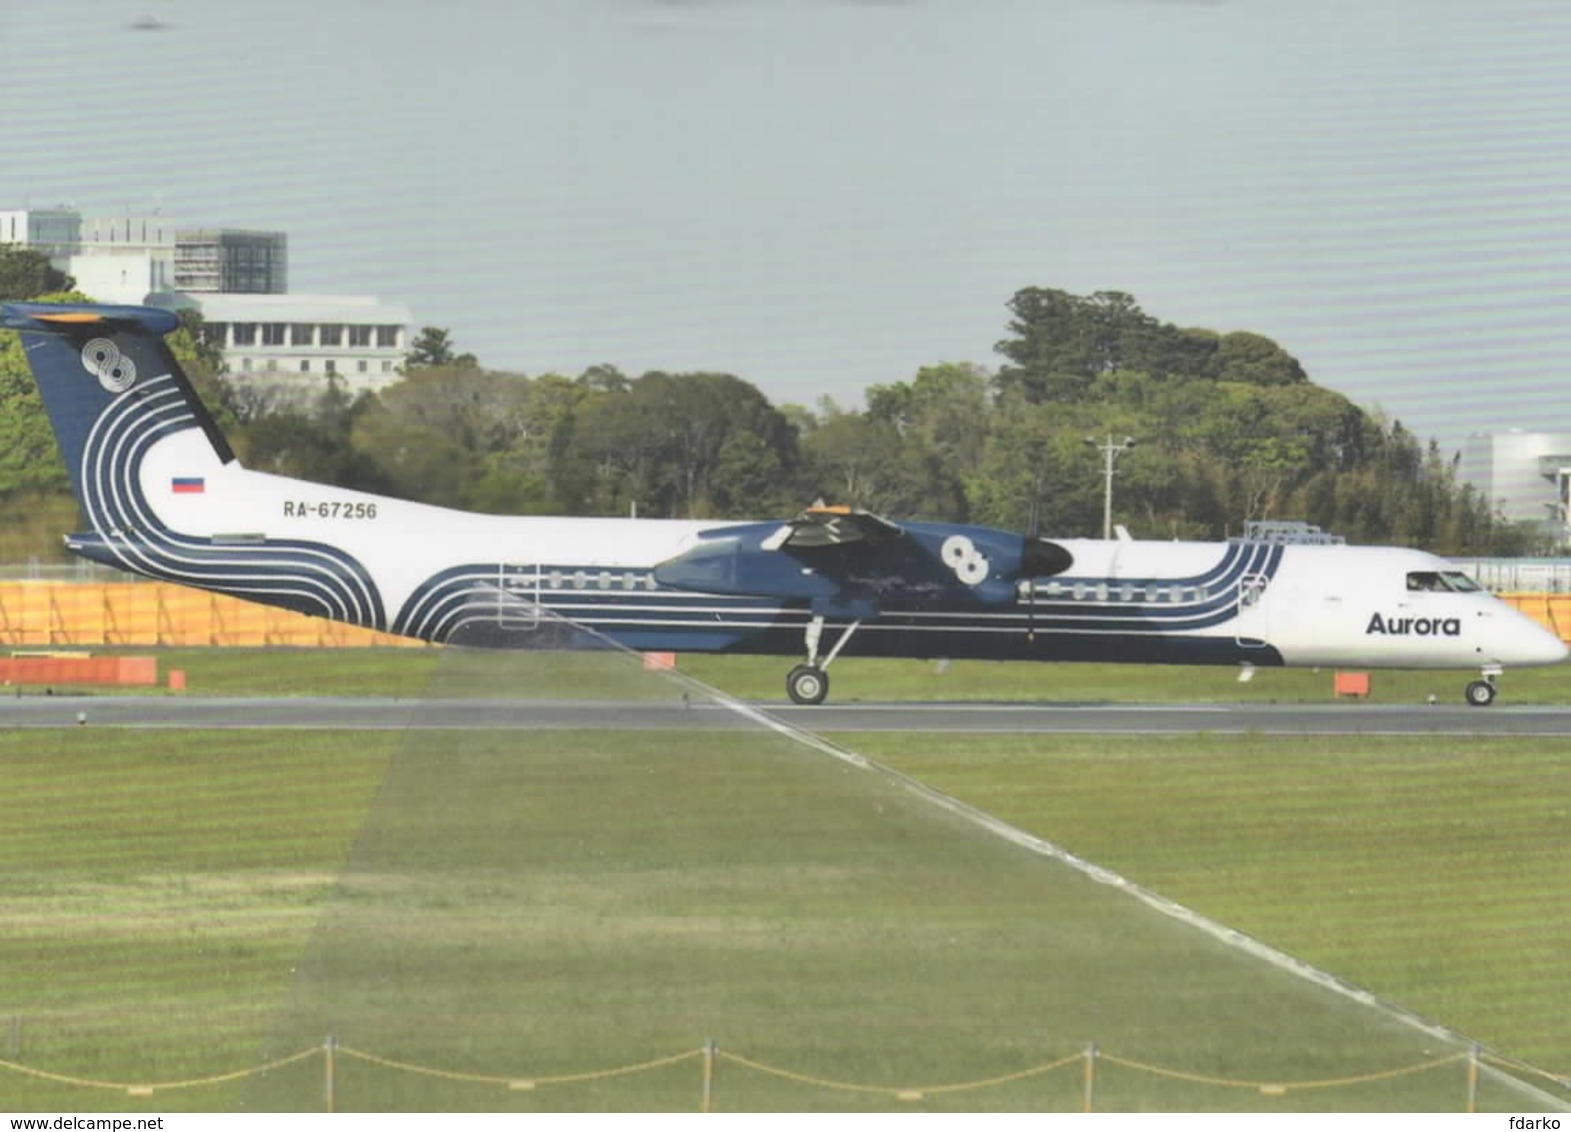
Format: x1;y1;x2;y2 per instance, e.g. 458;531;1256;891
1084;434;1137;540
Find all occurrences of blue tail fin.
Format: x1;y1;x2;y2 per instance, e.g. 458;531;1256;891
0;302;235;502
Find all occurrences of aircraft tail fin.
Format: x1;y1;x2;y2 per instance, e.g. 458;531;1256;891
0;302;236;502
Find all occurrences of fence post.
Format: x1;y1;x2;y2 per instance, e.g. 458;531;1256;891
1466;1043;1479;1114
700;1037;717;1113
325;1034;337;1114
5;1013;19;1060
1082;1042;1097;1114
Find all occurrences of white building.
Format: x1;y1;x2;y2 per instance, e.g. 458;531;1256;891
2;208;169;300
150;292;412;391
1460;430;1571;544
5;206;409;389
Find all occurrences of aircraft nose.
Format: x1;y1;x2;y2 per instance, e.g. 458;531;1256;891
1518;619;1569;666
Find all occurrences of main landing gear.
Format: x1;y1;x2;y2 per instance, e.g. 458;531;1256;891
1464;664;1501;707
785;615;861;705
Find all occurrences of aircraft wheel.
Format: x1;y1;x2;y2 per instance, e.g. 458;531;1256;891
786;664;829;705
1464;679;1497;707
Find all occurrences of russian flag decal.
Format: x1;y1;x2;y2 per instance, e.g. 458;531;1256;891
171;477;206;494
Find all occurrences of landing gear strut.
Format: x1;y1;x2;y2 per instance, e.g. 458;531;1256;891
785;615;861;705
1465;665;1501;707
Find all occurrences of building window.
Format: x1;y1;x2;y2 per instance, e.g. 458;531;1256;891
325;360;336;375
357;360;368;374
300;360;311;373
290;323;314;346
232;323;257;346
204;322;228;347
376;325;400;348
348;325;372;347
262;323;286;346
240;357;253;372
265;360;277;373
381;361;393;373
320;324;343;346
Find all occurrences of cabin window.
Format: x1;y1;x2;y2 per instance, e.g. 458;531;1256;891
573;570;587;589
1095;583;1109;602
1072;583;1087;601
598;571;612;590
1144;587;1159;603
1120;585;1135;603
1441;571;1482;593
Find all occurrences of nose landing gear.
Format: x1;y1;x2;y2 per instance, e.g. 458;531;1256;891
1464;664;1502;707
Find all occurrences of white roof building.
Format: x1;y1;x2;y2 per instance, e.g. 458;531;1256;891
4;206;411;391
149;291;412;391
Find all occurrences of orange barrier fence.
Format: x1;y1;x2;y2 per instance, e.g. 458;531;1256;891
0;580;1563;650
1500;593;1571;642
0;654;158;686
0;581;426;649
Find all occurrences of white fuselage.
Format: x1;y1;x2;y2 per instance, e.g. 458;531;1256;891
123;426;1569;672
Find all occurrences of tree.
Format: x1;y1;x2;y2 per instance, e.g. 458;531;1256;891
1214;331;1307;387
562;371;801;518
403;326;478;371
0;245;72;301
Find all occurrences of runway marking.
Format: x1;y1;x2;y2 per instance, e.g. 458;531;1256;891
696;691;1571;1109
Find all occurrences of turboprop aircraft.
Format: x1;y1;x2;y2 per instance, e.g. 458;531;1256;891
4;301;1565;705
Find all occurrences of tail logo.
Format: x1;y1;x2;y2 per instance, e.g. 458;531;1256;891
81;338;137;393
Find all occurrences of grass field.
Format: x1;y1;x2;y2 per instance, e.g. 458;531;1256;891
1;648;1567;1112
43;647;1571;706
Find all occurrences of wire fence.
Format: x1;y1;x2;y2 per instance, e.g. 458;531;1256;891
1;1038;1565;1112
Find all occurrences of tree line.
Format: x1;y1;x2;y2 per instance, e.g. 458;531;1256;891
0;245;1538;559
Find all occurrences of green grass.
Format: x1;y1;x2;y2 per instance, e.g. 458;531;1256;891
678;655;1571;707
0;731;393;1107
857;734;1571;1076
33;648;1571;705
2;668;1566;1112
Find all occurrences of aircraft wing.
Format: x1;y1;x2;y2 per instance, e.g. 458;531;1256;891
760;506;904;551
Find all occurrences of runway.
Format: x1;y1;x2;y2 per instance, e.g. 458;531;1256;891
4;695;1571;735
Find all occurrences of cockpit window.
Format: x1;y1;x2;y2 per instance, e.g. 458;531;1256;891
1406;570;1482;593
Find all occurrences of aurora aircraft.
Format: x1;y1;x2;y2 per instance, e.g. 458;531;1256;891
5;302;1565;705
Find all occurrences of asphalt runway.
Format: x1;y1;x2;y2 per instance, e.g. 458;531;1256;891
3;695;1571;735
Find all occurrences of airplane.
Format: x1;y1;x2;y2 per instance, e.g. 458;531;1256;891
3;301;1565;706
